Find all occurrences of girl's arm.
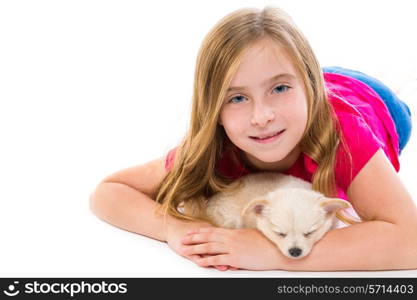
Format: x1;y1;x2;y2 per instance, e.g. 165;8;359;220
90;157;239;271
89;157;173;241
182;149;417;271
89;157;215;261
90;181;172;241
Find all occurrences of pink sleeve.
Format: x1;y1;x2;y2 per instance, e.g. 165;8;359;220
165;147;178;172
334;114;384;191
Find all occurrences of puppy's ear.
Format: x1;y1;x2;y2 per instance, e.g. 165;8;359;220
320;197;361;225
319;197;350;214
241;199;269;217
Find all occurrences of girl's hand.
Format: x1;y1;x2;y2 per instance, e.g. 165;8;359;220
163;216;237;271
180;227;281;270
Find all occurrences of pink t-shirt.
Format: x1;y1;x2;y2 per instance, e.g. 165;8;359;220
165;72;400;201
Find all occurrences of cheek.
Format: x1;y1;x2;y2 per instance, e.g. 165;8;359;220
281;96;308;137
220;110;247;136
287;95;308;124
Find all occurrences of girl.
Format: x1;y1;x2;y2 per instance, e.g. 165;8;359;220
90;6;417;271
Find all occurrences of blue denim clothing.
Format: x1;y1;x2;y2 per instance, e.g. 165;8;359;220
322;66;412;155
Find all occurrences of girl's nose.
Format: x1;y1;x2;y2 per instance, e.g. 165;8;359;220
250;102;275;127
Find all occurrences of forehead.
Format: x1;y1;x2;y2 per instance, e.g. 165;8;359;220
228;38;297;88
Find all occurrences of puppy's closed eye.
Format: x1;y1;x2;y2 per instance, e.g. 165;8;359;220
275;232;287;238
303;229;316;238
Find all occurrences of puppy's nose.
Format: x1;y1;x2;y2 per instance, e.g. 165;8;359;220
289;247;302;257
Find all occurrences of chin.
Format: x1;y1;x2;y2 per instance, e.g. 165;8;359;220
250;151;289;164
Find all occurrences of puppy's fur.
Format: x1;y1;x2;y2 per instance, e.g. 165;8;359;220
180;172;352;259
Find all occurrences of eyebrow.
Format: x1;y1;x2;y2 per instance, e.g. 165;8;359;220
227;73;296;93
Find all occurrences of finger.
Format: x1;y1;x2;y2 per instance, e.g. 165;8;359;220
187;254;217;267
181;232;225;245
182;242;228;256
188;254;231;271
200;253;227;271
187;227;228;235
195;254;232;268
187;254;211;268
186;254;202;261
190;259;232;271
214;265;228;271
192;254;237;271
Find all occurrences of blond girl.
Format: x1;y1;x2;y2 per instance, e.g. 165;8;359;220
90;6;417;271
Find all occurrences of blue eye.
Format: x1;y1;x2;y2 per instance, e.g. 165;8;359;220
229;95;246;104
273;85;291;94
227;85;291;104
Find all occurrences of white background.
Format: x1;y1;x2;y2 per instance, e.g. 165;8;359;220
0;0;416;277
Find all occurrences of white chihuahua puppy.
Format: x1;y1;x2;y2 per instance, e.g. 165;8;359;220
181;172;352;259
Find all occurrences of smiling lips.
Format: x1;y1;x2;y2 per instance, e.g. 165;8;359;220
250;129;285;139
250;129;285;144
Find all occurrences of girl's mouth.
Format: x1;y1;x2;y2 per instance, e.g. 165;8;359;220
250;129;285;144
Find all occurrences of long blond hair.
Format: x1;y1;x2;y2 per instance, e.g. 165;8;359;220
155;6;352;222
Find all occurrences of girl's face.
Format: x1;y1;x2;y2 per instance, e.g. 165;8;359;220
219;38;308;171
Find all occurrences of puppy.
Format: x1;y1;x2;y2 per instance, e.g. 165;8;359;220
181;172;353;259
